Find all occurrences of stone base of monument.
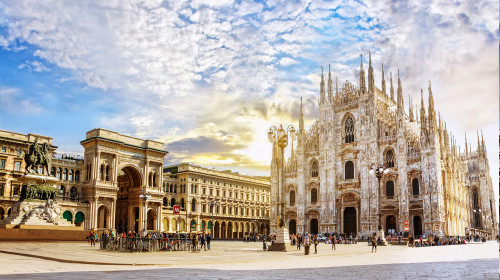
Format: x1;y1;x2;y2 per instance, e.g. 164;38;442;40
378;229;388;246
268;227;290;251
0;174;76;229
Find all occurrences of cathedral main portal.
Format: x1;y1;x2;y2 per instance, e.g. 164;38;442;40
344;207;357;234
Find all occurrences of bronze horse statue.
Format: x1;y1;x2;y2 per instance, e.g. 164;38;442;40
24;138;51;175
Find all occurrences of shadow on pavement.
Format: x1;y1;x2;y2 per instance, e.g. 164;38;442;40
1;258;497;280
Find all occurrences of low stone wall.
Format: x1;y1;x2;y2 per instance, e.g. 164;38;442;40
0;228;88;241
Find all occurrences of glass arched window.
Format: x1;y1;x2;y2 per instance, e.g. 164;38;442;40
345;161;354;179
62;169;68;180
68;169;73;181
99;164;104;181
50;167;56;177
290;190;295;205
311;160;319;177
170;198;176;207
105;166;109;181
344;116;354;143
311;188;318;203
385;149;395;168
163;197;168;206
412;178;419;195
386;181;394;197
181;198;185;209
75;170;80;182
56;168;61;179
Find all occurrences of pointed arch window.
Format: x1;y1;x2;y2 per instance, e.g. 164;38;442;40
412;178;419;195
345;161;354;179
311;160;319;177
311;188;318;203
385;149;395;168
386;181;394;197
290;190;295;205
344;116;354;143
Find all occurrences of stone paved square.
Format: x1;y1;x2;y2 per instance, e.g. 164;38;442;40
0;240;497;279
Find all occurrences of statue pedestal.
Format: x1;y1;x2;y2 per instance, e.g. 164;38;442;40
20;174;60;189
0;174;71;228
378;229;388;246
268;227;290;251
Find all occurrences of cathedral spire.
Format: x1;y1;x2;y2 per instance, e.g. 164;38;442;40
390;71;394;101
420;89;427;126
408;95;414;121
320;66;325;104
368;50;374;93
481;130;485;154
381;64;386;95
359;54;366;94
465;132;468;157
428;80;437;130
327;64;333;103
397;70;404;112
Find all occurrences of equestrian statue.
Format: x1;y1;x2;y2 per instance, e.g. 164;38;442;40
24;138;52;175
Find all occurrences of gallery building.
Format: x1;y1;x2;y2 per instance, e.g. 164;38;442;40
0;128;270;237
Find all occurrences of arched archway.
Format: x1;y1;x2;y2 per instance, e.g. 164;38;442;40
62;210;72;222
343;207;356;235
386;215;396;235
97;205;109;229
147;209;156;231
75;211;85;227
228;222;233;238
190;219;196;232
171;218;177;232
289;219;297;235
116;165;142;233
214;221;220;238
162;218;169;232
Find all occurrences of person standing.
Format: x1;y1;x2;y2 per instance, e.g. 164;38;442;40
371;233;377;253
332;234;336;250
297;234;302;250
200;233;206;251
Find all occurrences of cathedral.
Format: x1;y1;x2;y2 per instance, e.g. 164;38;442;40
270;52;497;239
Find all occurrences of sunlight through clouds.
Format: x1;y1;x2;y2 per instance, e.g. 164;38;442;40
0;0;497;194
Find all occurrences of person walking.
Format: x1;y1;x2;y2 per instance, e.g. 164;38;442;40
206;233;212;250
297;234;302;250
371;233;377;253
332;234;336;250
313;235;318;254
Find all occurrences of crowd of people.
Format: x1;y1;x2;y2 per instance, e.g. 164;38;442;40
88;229;215;252
88;229;496;254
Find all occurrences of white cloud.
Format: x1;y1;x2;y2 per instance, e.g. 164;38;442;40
0;0;497;202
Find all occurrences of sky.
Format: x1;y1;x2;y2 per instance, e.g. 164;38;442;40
0;0;498;201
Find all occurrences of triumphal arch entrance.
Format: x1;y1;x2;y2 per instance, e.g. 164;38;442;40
80;129;167;233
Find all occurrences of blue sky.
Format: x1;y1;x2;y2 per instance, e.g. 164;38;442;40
0;0;498;199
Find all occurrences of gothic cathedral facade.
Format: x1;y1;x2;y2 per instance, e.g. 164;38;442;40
270;52;497;239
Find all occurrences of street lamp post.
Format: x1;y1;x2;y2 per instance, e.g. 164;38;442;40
267;124;296;251
268;124;297;230
369;165;388;245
